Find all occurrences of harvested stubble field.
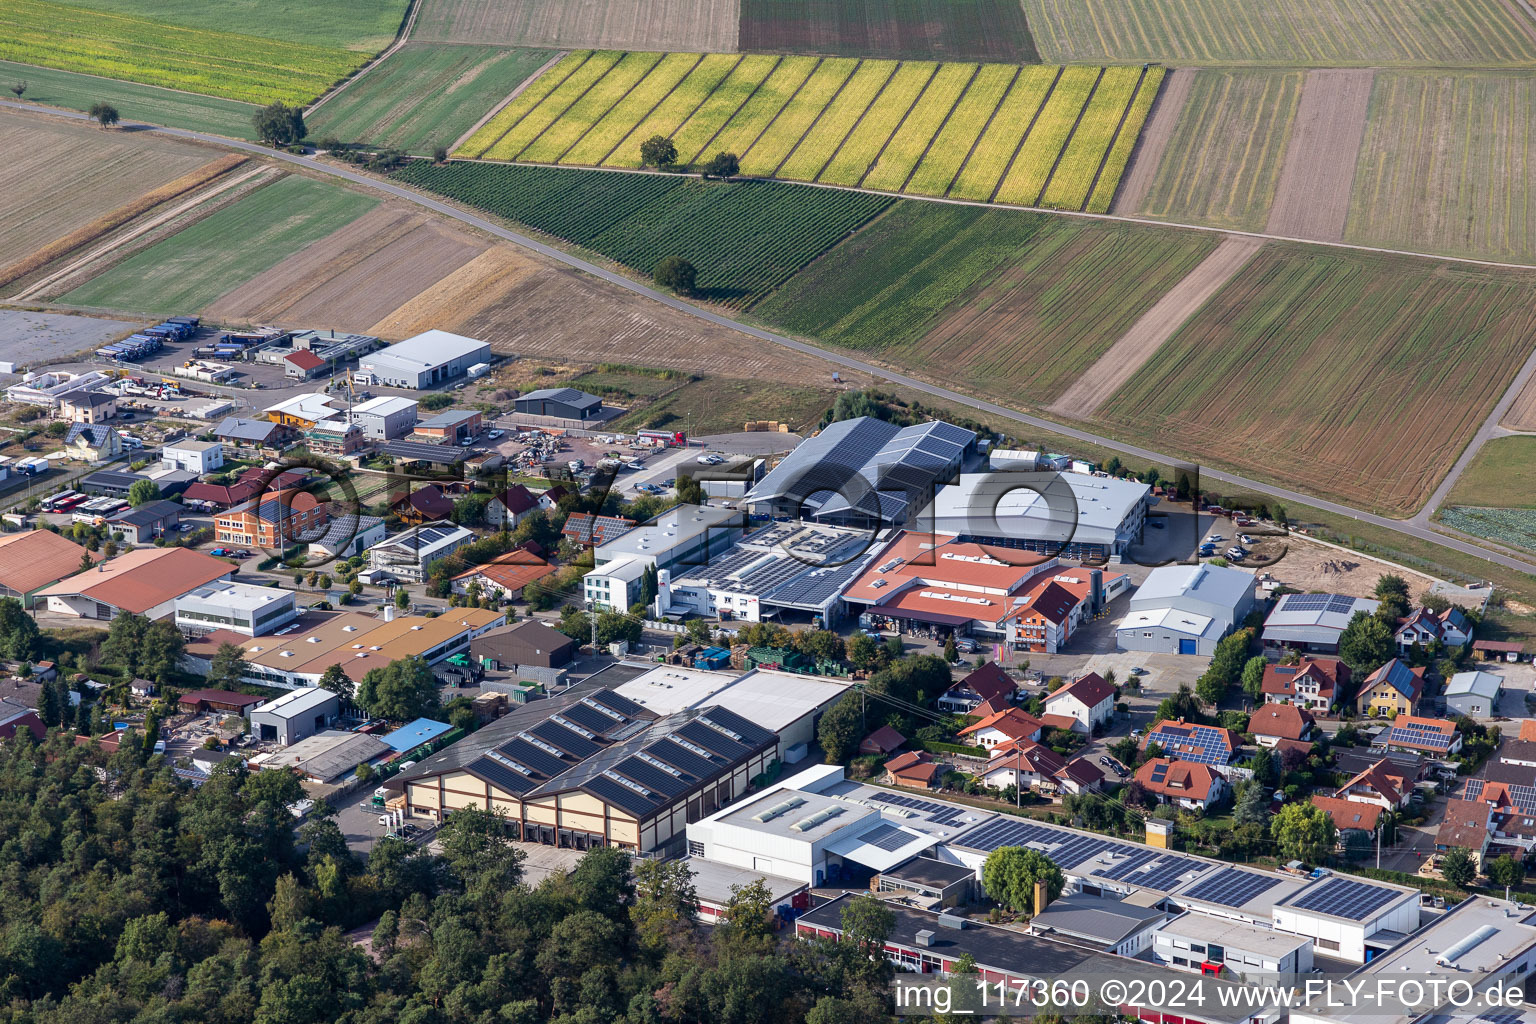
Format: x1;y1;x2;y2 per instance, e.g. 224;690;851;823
204;206;489;330
411;0;741;52
368;246;853;387
1089;245;1536;516
1507;377;1536;432
457;51;1158;211
753;202;1219;405
1347;72;1536;262
1129;70;1302;231
1020;0;1536;66
0;108;213;269
307;46;554;154
0;0;368;104
0;60;259;138
60;174;378;314
393;162;892;308
739;0;1038;62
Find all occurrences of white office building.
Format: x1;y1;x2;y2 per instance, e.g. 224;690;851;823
1152;912;1313;981
160;439;224;475
174;580;298;637
357;330;491;389
584;504;742;610
1117;563;1257;656
349;396;419;441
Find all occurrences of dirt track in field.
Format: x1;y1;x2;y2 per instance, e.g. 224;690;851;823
1111;67;1193;215
368;245;865;386
1049;234;1263;418
1265;69;1372;241
205;205;487;329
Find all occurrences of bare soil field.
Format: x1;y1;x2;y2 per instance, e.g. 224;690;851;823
368;246;861;386
1110;67;1191;215
1265;69;1373;241
205;205;488;329
739;0;1038;62
1265;532;1437;600
0;109;213;269
1504;376;1536;431
1050;235;1262;417
0;309;142;369
410;0;739;51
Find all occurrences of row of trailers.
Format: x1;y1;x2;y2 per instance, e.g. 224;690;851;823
96;316;201;363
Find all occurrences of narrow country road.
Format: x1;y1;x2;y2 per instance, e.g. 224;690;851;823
6;99;1536;579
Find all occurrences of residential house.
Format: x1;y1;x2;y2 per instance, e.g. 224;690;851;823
1248;704;1316;748
160;439;223;475
392;484;455;525
0;699;44;742
1141;720;1239;766
1042;672;1116;734
980;742;1067;793
450;549;557;601
1444;670;1502;717
1376;715;1462;757
1054;758;1104;795
215;416;291;456
563;513;635;547
304;418;365;456
216;494;328;547
104;499;182;544
1309;794;1383;838
63;423;122;461
1356;659;1425;717
1336;759;1413;811
885;750;941;789
1395;606;1473;655
859;725;905;756
1261;658;1348;714
487;484;541;528
936;661;1017;714
1435;798;1492;869
958;707;1044;751
1134;758;1229;811
264;393;339;430
58;390;118;424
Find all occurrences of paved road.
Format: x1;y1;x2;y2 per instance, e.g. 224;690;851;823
7;99;1536;579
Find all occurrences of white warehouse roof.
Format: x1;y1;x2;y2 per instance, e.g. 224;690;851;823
920;472;1149;547
1132;563;1255;610
352;396;418;416
251;686;336;720
364;330;488;370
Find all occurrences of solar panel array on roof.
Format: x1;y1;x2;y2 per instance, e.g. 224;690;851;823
1283;877;1400;919
381;439;470;464
1180;867;1284;908
763;552;877;608
1145;723;1232;765
872;793;949;815
1149;764;1169;783
1386;721;1454;749
858;821;915;852
952;818;1213;893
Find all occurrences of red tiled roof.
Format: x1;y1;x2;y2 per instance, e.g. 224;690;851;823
1135;758;1224;801
1436;798;1491;852
1522;720;1536;742
1310;795;1383;832
284;350;326;371
967;696;1011;719
958;707;1043;742
0;530;97;595
1040;713;1080;732
1248;703;1315;740
956;661;1016;704
1336;759;1408;806
1056;758;1104;786
1047;672;1114;709
885;750;932;774
860;725;906;754
34;547;232;614
1262;657;1347;699
453;549;557;593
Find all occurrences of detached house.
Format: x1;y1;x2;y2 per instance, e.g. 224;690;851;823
64;423;122;462
1041;672;1116;734
885;750;941;789
1435;798;1492;869
1141;720;1240;766
1394;606;1473;654
1336;759;1413;810
488;484;542;528
958;707;1044;751
980;741;1067;793
1309;795;1383;838
936;662;1017;714
1134;758;1229;811
1248;703;1316;748
1261;658;1348;714
1357;658;1424;717
1377;715;1462;757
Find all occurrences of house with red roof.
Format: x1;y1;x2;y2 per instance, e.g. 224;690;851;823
936;661;1017;714
488;484;542;528
958;707;1044;751
1309;795;1383;836
282;349;328;380
1336;759;1412;810
1042;672;1117;734
885;750;941;789
1000;569;1122;654
1141;720;1240;765
858;725;905;756
1261;657;1348;714
979;741;1067;792
1435;798;1492;868
1248;703;1316;748
451;549;557;601
1134;758;1229;810
1054;757;1104;795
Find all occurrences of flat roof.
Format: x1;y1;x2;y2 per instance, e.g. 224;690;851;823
1157;911;1311;958
597;504;743;561
178;580;292;613
682;856;805;908
1354;896;1536;974
713;788;877;842
1171;865;1311;918
383;718;453;752
612;666;851;733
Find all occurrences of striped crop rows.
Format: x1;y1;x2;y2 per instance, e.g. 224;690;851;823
457;51;1164;212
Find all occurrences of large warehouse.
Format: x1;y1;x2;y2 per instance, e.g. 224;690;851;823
357;330;490;389
920;471;1152;563
1116;563;1257;655
513;387;604;421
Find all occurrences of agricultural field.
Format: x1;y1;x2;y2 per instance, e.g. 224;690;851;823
60;175;378;315
1446;437;1536;512
1019;0;1536;66
393;162;892;308
463;51;1159;210
1346;71;1536;262
307;46;554;154
739;0;1038;62
0;0;369;104
753;202;1219;405
1130;70;1303;231
47;0;409;49
1089;245;1536;516
410;0;740;52
1440;507;1536;554
0;107;214;268
0;61;259;138
607;377;839;434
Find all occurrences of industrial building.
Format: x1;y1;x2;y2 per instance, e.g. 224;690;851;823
35;547;233;620
1026;891;1167;955
248;687;339;745
745;417;978;527
1262;593;1381;654
0;530;96;607
1117;563;1257;656
513;387;605;421
584;504;743;610
919;470;1153;562
1444;669;1503;716
103;499;182;544
174;580;298;637
469;619;577;688
368;522;476;582
160;439;224;475
413;408;482;444
356;330;490;389
349;396;418;440
1151;912;1313;980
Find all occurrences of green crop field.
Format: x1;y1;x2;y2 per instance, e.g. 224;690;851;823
393;162;894;308
0;60;259;138
1090;245;1536;516
1132;70;1302;231
1347;72;1536;262
1020;0;1536;66
1439;507;1536;555
754;202;1218;404
61;175;378;314
992;65;1096;205
48;0;408;50
453;52;1157;209
1;0;370;104
308;46;554;154
1446;437;1536;508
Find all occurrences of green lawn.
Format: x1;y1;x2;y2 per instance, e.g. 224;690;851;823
308;45;554;154
1;60;260;138
61;174;377;314
1446;436;1536;508
49;0;410;50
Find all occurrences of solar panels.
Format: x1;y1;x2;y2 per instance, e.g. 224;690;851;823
1149;764;1169;783
1385;721;1453;750
1181;867;1284;908
858;821;915;852
1144;723;1233;765
1284;877;1400;919
872;793;948;815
